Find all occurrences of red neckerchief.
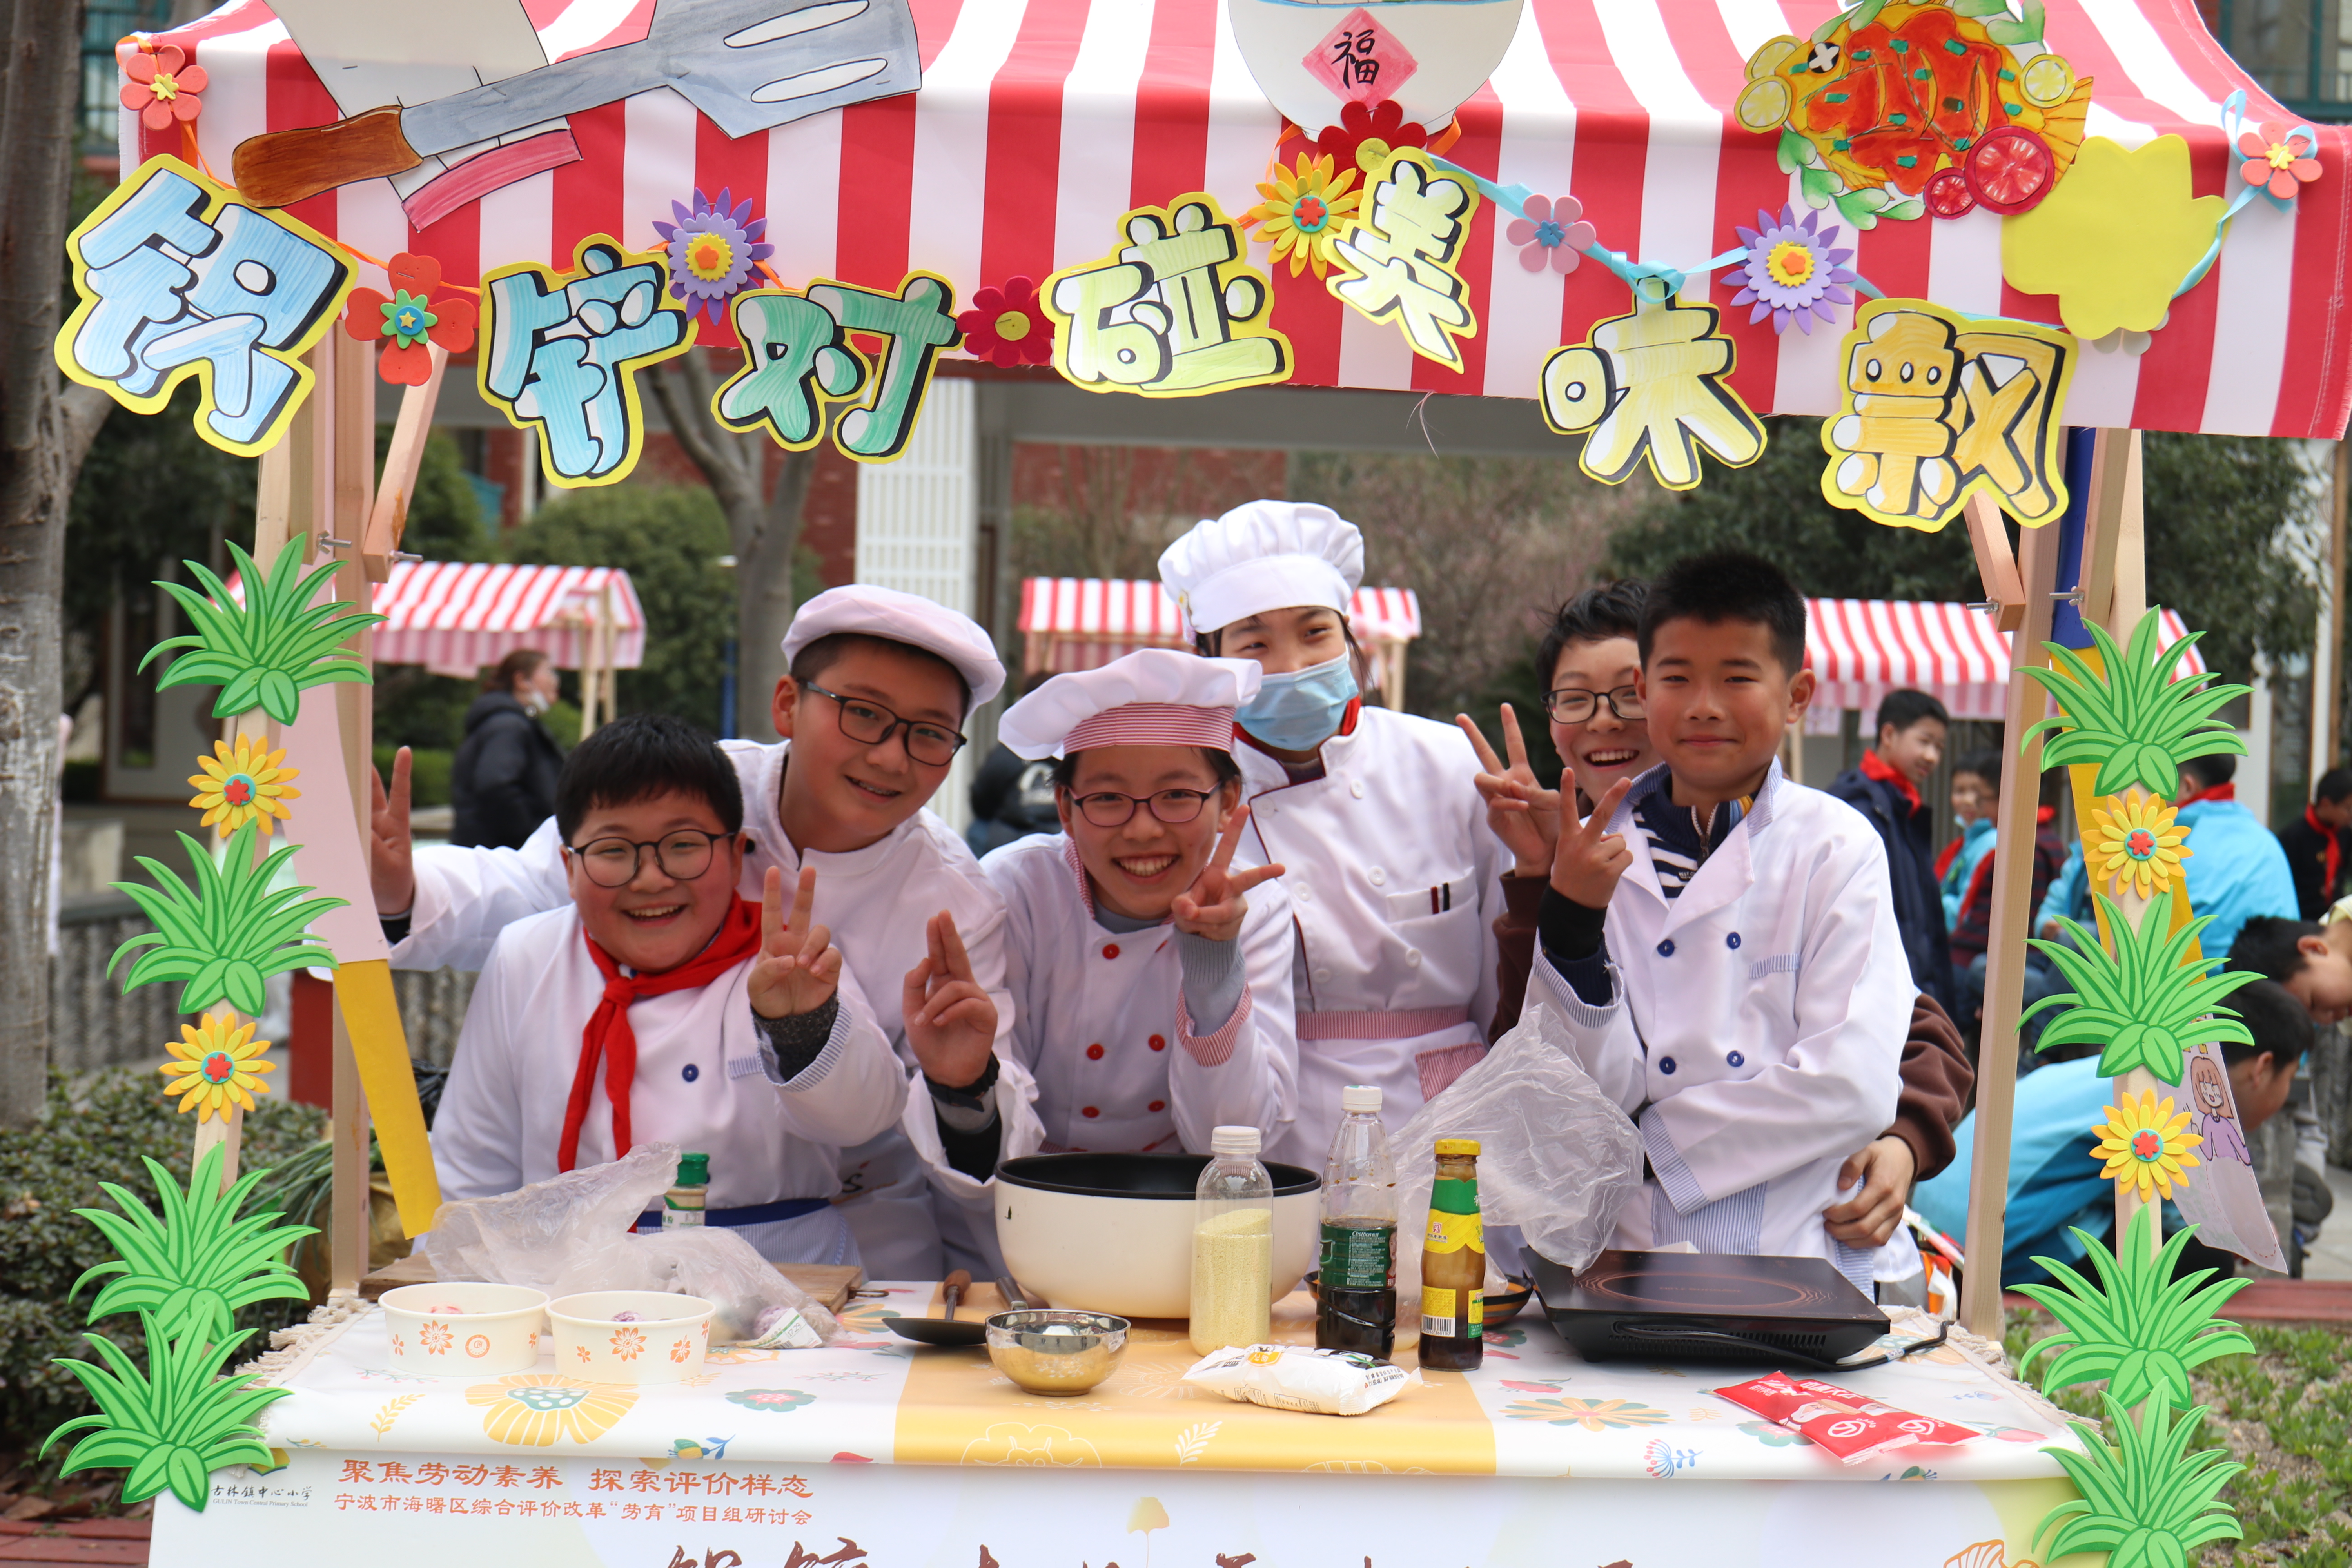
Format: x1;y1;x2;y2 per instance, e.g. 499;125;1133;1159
2310;804;2344;896
1859;748;1922;811
2176;781;2236;808
559;898;766;1172
1933;834;1965;881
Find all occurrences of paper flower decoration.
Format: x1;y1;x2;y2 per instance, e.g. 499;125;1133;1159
2025;895;2258;1084
2001;135;2226;342
2237;122;2322;202
343;254;476;387
1241;153;1363;279
119;44;205;133
2086;790;2191;899
1314;98;1428;181
159;1011;274;1122
2094;1090;2202;1201
1505;194;1595;276
955;276;1053;366
651;187;774;325
1727;205;1857;335
186;736;300;838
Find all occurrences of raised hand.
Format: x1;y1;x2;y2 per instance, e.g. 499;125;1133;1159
903;910;998;1090
1172;805;1285;943
749;866;844;1019
1552;775;1635;909
370;745;416;915
1457;706;1561;877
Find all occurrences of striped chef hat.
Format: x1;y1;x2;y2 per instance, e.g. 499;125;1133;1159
997;648;1262;761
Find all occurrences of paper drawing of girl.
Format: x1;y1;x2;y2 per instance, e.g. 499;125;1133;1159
2189;1051;2252;1167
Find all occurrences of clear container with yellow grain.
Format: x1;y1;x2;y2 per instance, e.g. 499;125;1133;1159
1190;1125;1274;1355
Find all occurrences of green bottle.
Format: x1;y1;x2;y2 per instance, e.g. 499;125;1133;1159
663;1151;710;1228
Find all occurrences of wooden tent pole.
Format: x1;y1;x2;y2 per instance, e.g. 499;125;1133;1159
325;332;378;1298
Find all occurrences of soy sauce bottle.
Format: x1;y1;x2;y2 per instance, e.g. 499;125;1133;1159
1417;1138;1484;1371
1316;1086;1398;1358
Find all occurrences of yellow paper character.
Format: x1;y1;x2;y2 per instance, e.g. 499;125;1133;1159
1327;150;1480;369
1540;287;1766;490
1947;325;2069;524
1044;194;1290;398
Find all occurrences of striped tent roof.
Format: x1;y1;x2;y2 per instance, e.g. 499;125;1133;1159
138;0;2350;441
370;561;646;678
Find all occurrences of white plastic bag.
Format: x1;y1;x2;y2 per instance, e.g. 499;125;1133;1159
1182;1345;1411;1415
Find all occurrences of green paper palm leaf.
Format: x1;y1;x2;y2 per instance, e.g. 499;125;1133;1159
106;820;345;1013
2016;1210;2254;1410
2036;1392;2242;1568
2021;608;2249;800
71;1146;314;1347
2022;893;2256;1084
42;1313;287;1512
142;536;384;725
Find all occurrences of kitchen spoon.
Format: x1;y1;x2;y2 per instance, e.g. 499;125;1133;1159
883;1269;987;1346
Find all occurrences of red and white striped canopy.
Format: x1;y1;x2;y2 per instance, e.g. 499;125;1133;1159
1019;576;1420;675
139;0;2350;442
371;561;646;678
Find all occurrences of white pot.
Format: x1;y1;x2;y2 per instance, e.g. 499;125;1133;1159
381;1282;548;1376
546;1291;713;1385
995;1154;1322;1319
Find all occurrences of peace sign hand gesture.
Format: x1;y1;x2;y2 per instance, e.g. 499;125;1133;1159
1456;706;1562;878
1553;776;1635;910
903;911;999;1090
1172;805;1286;944
750;866;845;1019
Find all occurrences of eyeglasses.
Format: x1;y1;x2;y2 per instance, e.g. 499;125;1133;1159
565;829;734;888
1067;789;1216;829
1541;684;1645;724
804;683;967;767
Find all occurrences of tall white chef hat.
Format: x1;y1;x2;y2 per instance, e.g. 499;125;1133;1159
1158;500;1365;635
998;648;1262;762
780;584;1005;707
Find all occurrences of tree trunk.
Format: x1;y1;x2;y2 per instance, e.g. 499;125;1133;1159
0;0;111;1124
646;349;814;742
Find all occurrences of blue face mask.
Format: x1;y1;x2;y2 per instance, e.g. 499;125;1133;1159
1237;654;1358;751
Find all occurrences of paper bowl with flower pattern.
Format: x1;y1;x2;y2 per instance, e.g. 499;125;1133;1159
547;1291;714;1385
381;1281;548;1376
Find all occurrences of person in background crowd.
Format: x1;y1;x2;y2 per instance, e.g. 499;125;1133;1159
2278;767;2352;920
1938;750;2000;929
1828;689;1957;1013
450;648;567;850
1945;746;2066;1045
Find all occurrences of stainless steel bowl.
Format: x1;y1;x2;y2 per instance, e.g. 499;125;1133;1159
984;1308;1129;1396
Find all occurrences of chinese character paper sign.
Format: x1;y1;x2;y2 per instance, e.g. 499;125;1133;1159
713;272;960;462
1044;194;1292;399
1324;149;1480;370
1539;285;1765;490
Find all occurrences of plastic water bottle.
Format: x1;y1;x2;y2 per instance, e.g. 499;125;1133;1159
1190;1126;1274;1355
1316;1085;1398;1358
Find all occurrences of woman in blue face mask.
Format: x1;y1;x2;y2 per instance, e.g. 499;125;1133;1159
1158;501;1507;1168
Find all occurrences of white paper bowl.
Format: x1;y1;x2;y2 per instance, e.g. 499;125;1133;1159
381;1282;549;1376
1225;0;1527;140
546;1292;714;1384
995;1153;1321;1318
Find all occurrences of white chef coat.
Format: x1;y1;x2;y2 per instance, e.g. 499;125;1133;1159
432;906;908;1265
1232;703;1507;1167
393;736;1017;1278
1531;761;1918;1289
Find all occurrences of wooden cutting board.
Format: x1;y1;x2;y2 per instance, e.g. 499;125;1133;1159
356;1252;863;1314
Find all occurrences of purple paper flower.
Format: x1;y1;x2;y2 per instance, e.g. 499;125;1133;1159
1504;193;1597;275
651;187;776;323
1726;205;1858;335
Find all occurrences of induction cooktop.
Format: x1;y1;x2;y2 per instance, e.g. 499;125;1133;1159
1524;1250;1888;1366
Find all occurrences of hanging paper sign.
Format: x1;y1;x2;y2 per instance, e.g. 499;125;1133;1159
1042;194;1292;399
479;235;691;489
1539;285;1766;490
1305;8;1417;104
1819;298;2077;532
55;155;354;458
712;271;960;462
1324;149;1479;370
1227;0;1522;138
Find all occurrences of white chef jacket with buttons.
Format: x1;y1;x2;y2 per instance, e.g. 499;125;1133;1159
1232;703;1506;1167
1531;761;1917;1288
431;906;909;1266
390;736;1016;1279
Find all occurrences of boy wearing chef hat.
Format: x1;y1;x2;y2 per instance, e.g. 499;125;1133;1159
373;585;1014;1279
1160;502;1506;1166
904;648;1298;1209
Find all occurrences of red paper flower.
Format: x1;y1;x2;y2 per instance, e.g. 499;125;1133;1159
344;253;478;385
2236;120;2322;201
955;276;1051;368
1314;98;1430;181
120;44;206;133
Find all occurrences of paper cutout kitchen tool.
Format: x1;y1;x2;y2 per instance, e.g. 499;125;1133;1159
2002;135;2230;341
230;0;923;215
144;536;383;725
714;270;961;457
1323;149;1479;369
2021;609;2249;800
1226;0;1522;138
1540;284;1766;490
1819;298;2077;532
56;157;354;459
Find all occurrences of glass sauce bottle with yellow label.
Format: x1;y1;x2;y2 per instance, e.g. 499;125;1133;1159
1417;1138;1483;1371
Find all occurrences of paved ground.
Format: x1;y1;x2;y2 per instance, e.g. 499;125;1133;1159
2305;1163;2352;1281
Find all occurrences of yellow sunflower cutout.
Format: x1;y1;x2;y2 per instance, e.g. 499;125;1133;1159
159;1010;273;1121
2085;789;2190;899
465;1374;637;1447
2093;1089;2202;1201
1242;153;1362;278
187;735;300;836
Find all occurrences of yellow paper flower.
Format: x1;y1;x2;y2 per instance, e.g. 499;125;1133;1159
2087;789;2192;898
2000;135;2227;341
465;1374;637;1447
1242;153;1362;278
158;1010;273;1121
187;735;300;836
2094;1089;2202;1201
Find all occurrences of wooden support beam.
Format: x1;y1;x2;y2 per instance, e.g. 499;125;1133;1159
363;344;450;581
1963;493;2027;632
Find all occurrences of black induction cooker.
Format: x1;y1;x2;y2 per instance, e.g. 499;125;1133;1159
1524;1249;1888;1366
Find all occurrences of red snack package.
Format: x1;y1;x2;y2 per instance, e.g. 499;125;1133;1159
1786;1377;1979;1448
1713;1373;1975;1465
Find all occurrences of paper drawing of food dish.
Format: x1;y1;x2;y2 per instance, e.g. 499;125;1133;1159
1226;0;1526;138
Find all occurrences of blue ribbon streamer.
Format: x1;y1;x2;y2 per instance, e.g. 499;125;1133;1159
2174;89;2323;298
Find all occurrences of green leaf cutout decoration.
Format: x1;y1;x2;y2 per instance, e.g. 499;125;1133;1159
2036;1391;2243;1568
2020;608;2250;800
1985;0;2047;47
107;820;345;1014
1880;196;1926;222
1776;128;1811;175
71;1146;315;1348
2023;893;2256;1084
141;535;384;726
1798;165;1840;209
42;1313;285;1513
2016;1210;2255;1411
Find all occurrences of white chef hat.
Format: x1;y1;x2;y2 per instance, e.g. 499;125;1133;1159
998;648;1262;762
1158;500;1364;635
780;584;1005;706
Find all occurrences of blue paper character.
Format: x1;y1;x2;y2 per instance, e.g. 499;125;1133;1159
709;272;958;463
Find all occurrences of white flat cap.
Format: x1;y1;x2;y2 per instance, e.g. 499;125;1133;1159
998;648;1261;761
1158;500;1364;635
781;584;1005;706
